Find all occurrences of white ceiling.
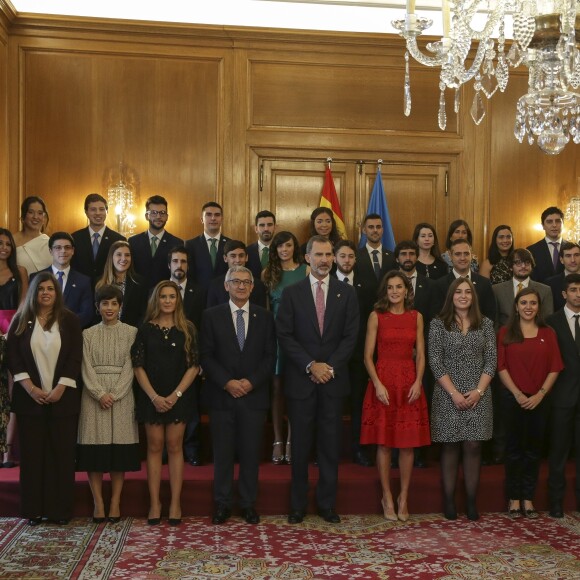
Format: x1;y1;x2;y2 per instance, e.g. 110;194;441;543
11;0;453;36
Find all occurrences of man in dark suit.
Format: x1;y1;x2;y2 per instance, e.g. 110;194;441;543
185;201;230;290
493;248;553;330
435;239;497;321
200;266;276;525
277;235;359;524
545;242;580;311
128;195;183;289
355;213;397;298
168;246;207;467
71;193;126;288
246;210;276;281
546;273;580;517
207;240;267;308
33;232;93;328
527;206;567;282
334;240;375;467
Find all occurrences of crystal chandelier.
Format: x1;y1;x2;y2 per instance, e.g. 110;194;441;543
564;195;580;241
106;162;138;238
392;0;580;155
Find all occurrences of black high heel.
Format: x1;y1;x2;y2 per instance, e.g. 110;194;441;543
147;506;162;525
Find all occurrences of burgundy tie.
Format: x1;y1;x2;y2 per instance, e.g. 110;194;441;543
315;281;325;334
550;241;560;271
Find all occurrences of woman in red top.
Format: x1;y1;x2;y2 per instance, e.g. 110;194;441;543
497;287;563;518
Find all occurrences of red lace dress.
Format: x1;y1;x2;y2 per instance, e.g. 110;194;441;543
360;310;431;448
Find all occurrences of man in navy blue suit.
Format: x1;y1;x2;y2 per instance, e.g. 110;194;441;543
277;236;359;524
128;195;183;289
32;232;93;328
246;210;276;281
200;266;276;525
185;201;230;290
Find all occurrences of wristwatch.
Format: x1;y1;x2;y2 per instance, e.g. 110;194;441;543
175;390;183;398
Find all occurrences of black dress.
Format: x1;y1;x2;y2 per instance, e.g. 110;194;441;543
416;258;448;280
132;323;198;424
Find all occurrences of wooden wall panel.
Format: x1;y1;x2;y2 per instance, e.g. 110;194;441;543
250;60;458;134
21;49;223;240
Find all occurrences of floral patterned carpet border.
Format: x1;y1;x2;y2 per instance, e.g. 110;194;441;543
1;512;579;579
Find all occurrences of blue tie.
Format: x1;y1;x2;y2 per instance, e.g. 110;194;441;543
372;250;381;279
56;271;64;288
92;232;100;259
236;309;245;350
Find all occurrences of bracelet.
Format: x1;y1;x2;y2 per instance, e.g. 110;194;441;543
27;385;34;395
539;387;548;395
476;388;484;397
150;394;159;403
448;390;456;398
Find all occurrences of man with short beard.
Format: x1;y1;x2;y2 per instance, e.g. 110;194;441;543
246;210;276;281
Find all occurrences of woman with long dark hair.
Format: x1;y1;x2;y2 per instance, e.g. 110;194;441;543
497;288;562;518
6;272;82;525
132;280;199;525
412;222;447;280
14;196;52;275
300;207;343;257
262;231;309;464
429;277;496;521
361;271;430;521
96;241;148;327
479;225;514;284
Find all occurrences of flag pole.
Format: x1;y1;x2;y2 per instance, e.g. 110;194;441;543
326;157;332;169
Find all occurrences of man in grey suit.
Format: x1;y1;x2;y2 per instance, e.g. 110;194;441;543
277;236;359;524
493;248;553;330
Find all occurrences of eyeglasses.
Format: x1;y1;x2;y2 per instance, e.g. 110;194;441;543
52;245;73;251
513;260;532;266
147;210;168;217
227;278;253;287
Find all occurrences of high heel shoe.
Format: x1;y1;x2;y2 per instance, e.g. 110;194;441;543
466;500;479;521
108;516;121;524
92;516;105;524
147;506;162;526
507;500;521;519
381;498;398;521
443;498;457;521
397;496;409;522
272;441;284;465
284;441;292;465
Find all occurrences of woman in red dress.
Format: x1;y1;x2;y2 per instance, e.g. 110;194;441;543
361;271;431;521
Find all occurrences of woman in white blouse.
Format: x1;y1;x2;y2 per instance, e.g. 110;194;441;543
6;272;82;526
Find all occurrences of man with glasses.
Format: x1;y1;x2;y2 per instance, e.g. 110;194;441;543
128;195;182;288
200;266;276;525
32;232;93;328
185;201;230;290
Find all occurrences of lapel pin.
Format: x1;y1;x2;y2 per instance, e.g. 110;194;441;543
337;293;341;298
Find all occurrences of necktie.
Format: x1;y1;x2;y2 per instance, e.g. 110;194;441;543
517;282;523;294
343;276;349;283
260;246;269;268
92;232;100;259
407;277;415;302
550;241;560;271
209;238;217;268
574;314;580;354
56;271;64;288
236;308;245;350
150;236;158;257
315;280;325;334
372;250;381;280
178;285;184;300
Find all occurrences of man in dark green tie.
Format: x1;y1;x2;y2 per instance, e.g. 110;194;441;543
246;210;276;281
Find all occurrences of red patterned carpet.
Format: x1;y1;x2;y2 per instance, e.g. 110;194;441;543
1;511;579;579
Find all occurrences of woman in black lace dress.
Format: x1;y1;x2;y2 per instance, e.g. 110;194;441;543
132;280;199;525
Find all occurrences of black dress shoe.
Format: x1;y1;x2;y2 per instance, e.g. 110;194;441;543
318;508;341;523
413;457;426;468
549;504;564;518
52;519;70;526
28;517;42;526
240;507;260;524
287;510;305;524
353;451;373;467
188;457;202;467
212;506;231;525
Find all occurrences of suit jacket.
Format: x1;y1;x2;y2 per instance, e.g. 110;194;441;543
527;239;567;282
181;281;206;330
411;273;437;330
493;279;554;329
354;247;397;298
71;226;126;287
246;242;265;281
206;274;268;309
545;272;567;311
200;303;276;411
276;276;359;399
121;274;149;327
128;230;183;289
547;309;580;408
32;267;93;328
6;309;83;417
185;234;231;289
435;272;497;322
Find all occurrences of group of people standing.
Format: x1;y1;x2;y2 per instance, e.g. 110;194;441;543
0;195;578;527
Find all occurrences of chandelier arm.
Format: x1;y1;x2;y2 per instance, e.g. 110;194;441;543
406;37;446;67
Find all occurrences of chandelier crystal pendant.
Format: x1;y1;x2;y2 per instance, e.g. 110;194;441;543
392;0;580;155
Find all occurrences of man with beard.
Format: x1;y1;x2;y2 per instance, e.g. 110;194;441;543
277;236;359;524
246;211;276;281
167;246;207;467
334;240;375;466
128;195;183;289
546;242;580;311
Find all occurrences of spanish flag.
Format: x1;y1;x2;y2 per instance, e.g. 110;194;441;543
320;166;347;239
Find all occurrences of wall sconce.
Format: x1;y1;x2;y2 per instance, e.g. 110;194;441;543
104;162;139;238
